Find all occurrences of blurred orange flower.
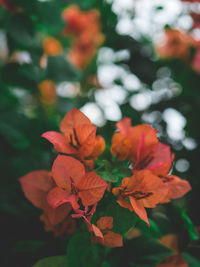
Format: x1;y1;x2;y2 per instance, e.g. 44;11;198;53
62;5;104;69
43;37;63;56
156;29;196;61
38;80;57;105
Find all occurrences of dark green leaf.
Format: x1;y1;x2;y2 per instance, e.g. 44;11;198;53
97;171;118;183
182;252;200;267
6;13;34;47
47;56;80;82
67;232;102;267
19;63;46;82
32;255;67;267
14;240;46;253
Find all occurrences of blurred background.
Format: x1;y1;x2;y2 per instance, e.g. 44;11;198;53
0;0;200;266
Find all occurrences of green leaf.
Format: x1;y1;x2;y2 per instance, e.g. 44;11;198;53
97;171;118;183
32;255;67;267
180;210;199;241
19;63;46;82
47;56;80;82
182;252;200;267
13;240;46;253
6;13;34;48
67;232;102;267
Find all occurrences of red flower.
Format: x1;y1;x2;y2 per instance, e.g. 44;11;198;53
42;108;105;169
19;170;72;226
91;217;123;248
112;170;168;226
46;155;107;210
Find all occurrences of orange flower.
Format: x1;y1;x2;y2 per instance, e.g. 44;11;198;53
19;170;72;227
43;37;63;56
42;108;105;169
91;217;123;248
157;234;188;267
62;5;104;69
112;170;168;226
111;117;158;162
38;80;57;105
155;28;196;61
46;155;107;209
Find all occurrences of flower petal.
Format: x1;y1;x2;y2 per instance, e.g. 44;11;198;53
19;170;54;209
103;231;123;248
77;172;107;206
42;131;76;154
47;187;79;210
97;217;113;231
165;175;191;200
116;117;131;136
52;155;85;190
111;133;132;160
44;203;72;226
129;196;150;226
60;108;91;134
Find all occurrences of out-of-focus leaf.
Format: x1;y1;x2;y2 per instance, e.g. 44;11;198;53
6;13;34;47
47;56;80;82
19;63;46;82
97;171;118;183
67;232;101;267
32;255;67;267
182;252;200;267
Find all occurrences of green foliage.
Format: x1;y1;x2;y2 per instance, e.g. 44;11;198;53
32;255;67;267
66;232;102;267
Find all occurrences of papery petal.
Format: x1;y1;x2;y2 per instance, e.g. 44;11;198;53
77;172;107;206
146;143;174;176
129;196;150;226
97;217;113;231
117;196;133;212
91;224;104;244
111;133;132;160
52;155;85;190
19;170;54;209
76;124;97;157
159;234;179;253
129;124;158;162
103;231;123;248
164;175;191;200
42;131;76;154
60;108;91;134
157;255;188;267
44;203;72;226
116;117;131;136
90;135;105;158
47;187;79;210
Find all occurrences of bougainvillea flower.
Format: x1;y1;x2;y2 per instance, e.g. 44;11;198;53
19;170;72;226
111;117;158;162
112;170;168;226
91;217;123;248
134;140;191;202
157;234;188;267
155;28;196;61
192;44;200;73
42;108;105;169
46;155;107;209
38;80;57;105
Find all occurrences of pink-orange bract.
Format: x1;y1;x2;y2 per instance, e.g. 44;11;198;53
42;108;105;169
113;170;168;226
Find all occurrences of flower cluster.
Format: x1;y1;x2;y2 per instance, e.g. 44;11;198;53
155;28;200;73
111;118;191;226
19;109;191;247
62;5;104;69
